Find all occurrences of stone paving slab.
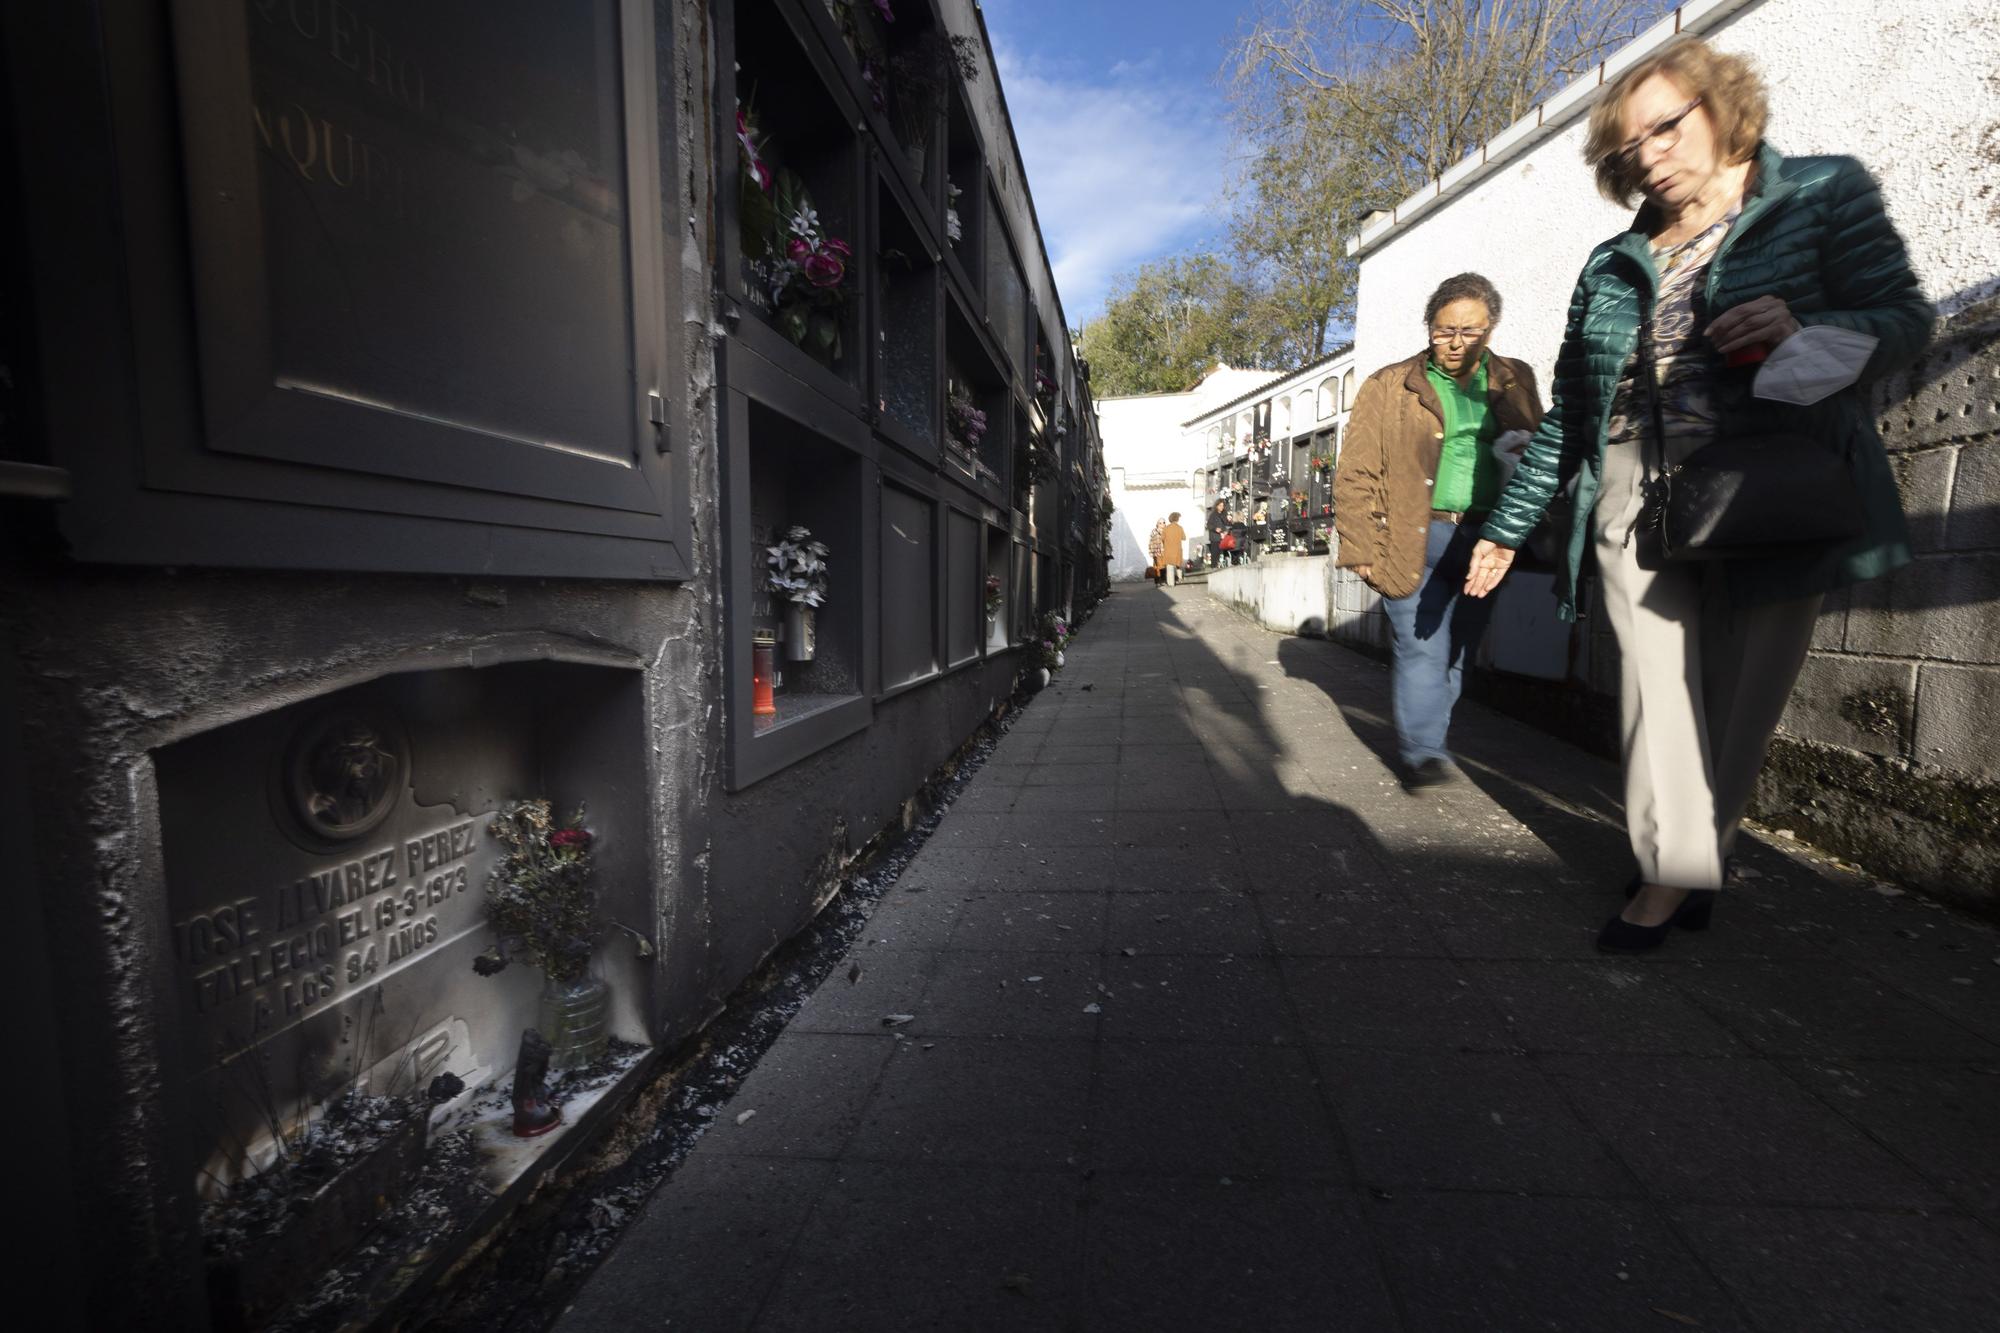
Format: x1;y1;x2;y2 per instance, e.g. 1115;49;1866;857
559;585;2000;1332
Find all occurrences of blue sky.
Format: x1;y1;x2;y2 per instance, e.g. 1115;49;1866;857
979;0;1249;327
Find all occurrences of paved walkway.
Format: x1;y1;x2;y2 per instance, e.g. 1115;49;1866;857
560;585;2000;1332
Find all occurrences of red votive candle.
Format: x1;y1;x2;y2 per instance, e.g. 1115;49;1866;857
752;633;777;716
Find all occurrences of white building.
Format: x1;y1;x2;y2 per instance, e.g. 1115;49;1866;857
1099;366;1280;580
1183;348;1360;560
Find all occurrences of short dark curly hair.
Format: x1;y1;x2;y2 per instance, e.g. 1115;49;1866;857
1423;272;1502;327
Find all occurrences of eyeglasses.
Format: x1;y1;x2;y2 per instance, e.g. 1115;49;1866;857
1614;96;1703;174
1429;327;1490;344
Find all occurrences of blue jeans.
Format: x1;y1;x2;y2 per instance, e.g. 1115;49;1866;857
1381;519;1497;769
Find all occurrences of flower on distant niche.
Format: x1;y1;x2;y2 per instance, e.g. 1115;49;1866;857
739;109;851;363
861;57;887;114
947;388;988;452
550;828;592;849
768;526;831;607
804;250;846;288
736;106;773;193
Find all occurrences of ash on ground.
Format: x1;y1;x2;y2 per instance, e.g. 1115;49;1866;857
433;1038;652;1139
201;1091;420;1263
263;1039;658;1333
266;1128;485;1333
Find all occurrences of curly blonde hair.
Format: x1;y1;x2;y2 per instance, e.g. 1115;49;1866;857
1584;35;1768;206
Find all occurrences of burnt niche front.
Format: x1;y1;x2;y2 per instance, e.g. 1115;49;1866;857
154;661;650;1199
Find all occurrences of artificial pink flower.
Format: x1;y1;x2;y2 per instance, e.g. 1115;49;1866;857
873;0;895;22
787;236;812;261
550;828;592;848
804;252;846;287
821;237;852;259
737;107;774;194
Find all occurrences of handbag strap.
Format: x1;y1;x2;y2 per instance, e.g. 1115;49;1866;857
1619;305;1668;551
1639;304;1668;489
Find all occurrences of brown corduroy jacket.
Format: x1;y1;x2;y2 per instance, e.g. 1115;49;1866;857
1332;350;1544;599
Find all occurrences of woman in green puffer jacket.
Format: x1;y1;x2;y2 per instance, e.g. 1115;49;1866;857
1462;35;1932;954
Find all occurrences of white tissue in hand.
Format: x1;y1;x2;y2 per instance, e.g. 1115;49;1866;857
1490;429;1532;485
1753;326;1878;405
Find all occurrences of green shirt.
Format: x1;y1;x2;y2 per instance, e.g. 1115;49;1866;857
1425;354;1502;514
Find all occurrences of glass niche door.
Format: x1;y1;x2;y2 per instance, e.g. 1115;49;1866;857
163;0;678;529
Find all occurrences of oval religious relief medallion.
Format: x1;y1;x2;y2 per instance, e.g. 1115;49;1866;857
280;707;407;845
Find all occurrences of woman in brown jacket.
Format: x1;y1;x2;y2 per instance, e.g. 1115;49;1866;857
1334;273;1543;787
1157;512;1187;586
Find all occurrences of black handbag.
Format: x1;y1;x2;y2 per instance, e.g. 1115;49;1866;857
1637;319;1865;563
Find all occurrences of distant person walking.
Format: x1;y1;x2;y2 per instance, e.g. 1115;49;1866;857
1146;518;1165;582
1158;512;1187;586
1206;499;1228;567
1464;36;1929;952
1335;272;1544;789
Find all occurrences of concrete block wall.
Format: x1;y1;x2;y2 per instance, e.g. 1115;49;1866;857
1325;538;1389;655
1782;299;2000;773
1745;300;2000;907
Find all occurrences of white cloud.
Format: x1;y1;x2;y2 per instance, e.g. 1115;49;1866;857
1106;52;1163;79
993;41;1234;325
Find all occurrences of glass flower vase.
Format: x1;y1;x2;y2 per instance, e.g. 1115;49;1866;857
538;973;610;1071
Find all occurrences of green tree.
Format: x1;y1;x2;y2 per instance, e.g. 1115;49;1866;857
1229;92;1363;365
1077;254;1286;397
1227;1;1670;352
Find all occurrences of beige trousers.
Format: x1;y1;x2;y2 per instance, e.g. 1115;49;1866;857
1593;443;1821;890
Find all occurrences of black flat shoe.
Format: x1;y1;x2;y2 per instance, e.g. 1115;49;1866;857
1596;913;1672;953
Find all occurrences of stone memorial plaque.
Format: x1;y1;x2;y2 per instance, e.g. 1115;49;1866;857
157;676;544;1185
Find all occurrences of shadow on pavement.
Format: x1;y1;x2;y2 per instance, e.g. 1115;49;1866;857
555;582;2000;1333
